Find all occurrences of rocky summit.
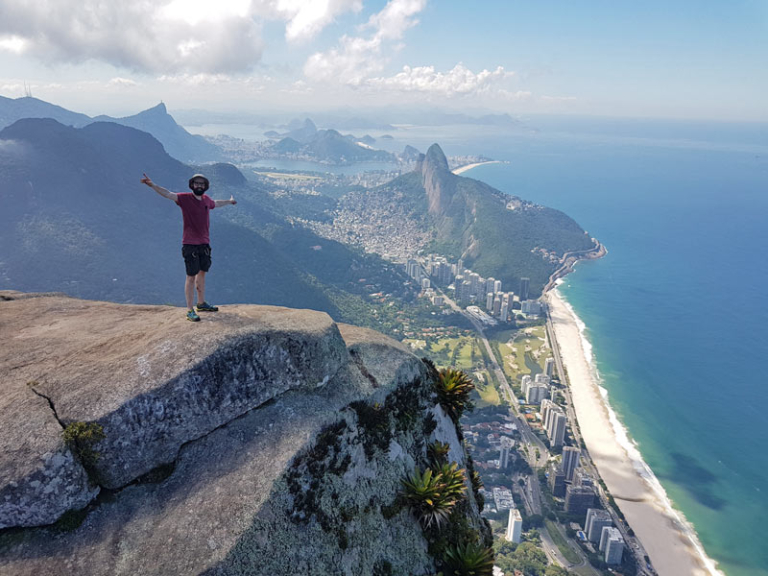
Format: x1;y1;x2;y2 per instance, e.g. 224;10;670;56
0;291;485;575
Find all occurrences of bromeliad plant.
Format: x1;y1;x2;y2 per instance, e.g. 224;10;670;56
434;368;475;422
427;440;451;467
442;541;495;576
400;464;467;530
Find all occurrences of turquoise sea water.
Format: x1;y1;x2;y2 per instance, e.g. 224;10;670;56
455;118;768;576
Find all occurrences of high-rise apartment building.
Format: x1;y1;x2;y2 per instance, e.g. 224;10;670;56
545;357;555;378
505;509;523;543
585;508;612;543
548;464;566;497
499;436;515;469
521;375;532;397
547;409;566;446
520;277;530;300
561;446;581;481
499;300;509;323
494;279;502;293
599;527;624;565
526;384;549;405
540;399;556;427
565;484;596;514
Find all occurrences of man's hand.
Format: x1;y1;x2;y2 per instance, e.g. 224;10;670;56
141;173;177;202
230;195;237;206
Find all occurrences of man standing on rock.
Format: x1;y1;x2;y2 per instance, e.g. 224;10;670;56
141;173;237;322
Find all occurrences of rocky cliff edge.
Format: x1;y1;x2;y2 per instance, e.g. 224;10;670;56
0;291;486;575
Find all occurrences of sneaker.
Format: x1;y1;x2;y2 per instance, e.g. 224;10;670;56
196;302;219;312
186;309;201;322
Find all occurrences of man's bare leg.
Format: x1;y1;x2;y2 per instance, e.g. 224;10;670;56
185;275;196;309
195;271;207;305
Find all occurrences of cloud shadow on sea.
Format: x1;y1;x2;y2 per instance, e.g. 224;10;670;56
662;452;726;511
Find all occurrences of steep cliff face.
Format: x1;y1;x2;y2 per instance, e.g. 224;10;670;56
0;292;487;575
419;143;455;217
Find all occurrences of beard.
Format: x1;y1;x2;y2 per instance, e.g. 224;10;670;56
193;189;205;196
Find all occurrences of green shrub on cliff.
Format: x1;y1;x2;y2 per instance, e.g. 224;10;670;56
62;421;105;468
435;368;475;422
400;465;466;530
443;541;494;576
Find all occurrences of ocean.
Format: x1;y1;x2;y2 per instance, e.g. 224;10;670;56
455;117;768;576
189;115;768;575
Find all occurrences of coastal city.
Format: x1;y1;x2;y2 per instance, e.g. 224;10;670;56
397;252;654;576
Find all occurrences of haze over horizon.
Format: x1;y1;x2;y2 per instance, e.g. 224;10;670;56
1;0;766;122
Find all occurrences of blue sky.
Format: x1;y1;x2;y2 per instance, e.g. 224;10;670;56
0;0;765;120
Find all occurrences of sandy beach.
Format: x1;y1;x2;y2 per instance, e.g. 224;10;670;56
451;160;502;175
546;289;723;576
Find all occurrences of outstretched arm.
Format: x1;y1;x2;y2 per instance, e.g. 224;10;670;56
214;195;237;208
141;173;178;203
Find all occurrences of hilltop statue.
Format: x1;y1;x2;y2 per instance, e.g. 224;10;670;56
141;173;237;321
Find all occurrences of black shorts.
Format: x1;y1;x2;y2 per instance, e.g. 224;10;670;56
182;244;212;276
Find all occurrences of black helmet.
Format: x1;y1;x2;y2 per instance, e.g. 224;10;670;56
188;174;209;192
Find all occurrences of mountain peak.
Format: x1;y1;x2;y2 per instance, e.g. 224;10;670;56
418;143;455;216
424;143;449;172
148;102;168;114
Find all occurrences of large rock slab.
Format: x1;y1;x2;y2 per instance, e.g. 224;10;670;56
0;292;350;527
0;293;486;576
338;323;425;391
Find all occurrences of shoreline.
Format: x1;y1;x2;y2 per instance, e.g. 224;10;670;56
451;160;503;175
546;288;724;576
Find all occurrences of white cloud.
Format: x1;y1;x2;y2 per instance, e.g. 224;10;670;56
366;64;510;96
0;35;28;54
0;0;363;74
278;0;363;42
0;1;264;73
304;0;426;83
363;0;425;41
107;77;138;87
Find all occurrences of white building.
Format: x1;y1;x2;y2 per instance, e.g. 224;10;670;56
562;446;581;481
486;292;494;310
547;409;567;447
521;375;532;397
494;279;502;293
499;436;515;469
499;299;509;322
505;508;523;543
534;373;551;385
545;357;555;378
521;299;542;315
585;508;612;543
599;526;624;565
540;399;556;426
525;383;549;405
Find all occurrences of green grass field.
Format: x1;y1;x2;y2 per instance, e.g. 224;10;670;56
490;326;553;387
426;336;502;407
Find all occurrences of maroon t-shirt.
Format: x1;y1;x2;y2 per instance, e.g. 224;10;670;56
176;193;215;245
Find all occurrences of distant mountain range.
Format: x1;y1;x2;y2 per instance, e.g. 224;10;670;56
0;96;221;163
265;118;396;164
0;118;407;318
